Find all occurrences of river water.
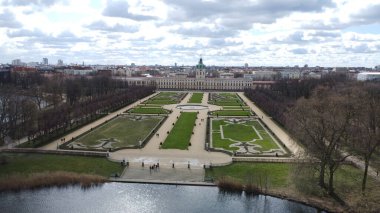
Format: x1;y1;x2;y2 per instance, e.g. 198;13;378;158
0;183;324;213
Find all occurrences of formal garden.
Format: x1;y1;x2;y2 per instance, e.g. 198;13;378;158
209;92;246;106
62;115;165;151
209;93;253;116
209;118;286;156
142;92;187;105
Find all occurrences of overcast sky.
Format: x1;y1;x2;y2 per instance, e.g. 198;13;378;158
0;0;380;67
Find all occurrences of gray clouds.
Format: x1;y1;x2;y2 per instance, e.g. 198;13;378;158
0;9;22;28
86;20;139;33
102;0;157;21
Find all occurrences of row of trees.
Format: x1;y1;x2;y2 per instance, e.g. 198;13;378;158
247;79;379;195
0;72;155;145
244;73;348;126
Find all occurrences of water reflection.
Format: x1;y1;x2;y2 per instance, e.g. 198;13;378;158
0;183;324;213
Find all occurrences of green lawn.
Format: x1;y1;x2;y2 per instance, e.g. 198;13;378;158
0;153;123;178
188;93;204;103
143;92;185;105
205;162;291;188
211;110;252;116
162;112;197;149
223;124;259;141
211;118;281;152
128;107;169;114
68;115;163;150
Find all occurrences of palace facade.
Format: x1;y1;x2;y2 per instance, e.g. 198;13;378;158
126;58;273;91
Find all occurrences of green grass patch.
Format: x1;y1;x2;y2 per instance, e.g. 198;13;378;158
211;110;252;116
68;115;163;150
188;93;204;103
205;162;291;188
211;118;281;152
128;107;169;114
0;153;123;178
162;112;197;150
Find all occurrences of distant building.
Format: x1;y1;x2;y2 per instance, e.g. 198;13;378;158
12;59;22;66
245;63;248;68
42;58;48;65
357;72;380;81
57;59;63;66
125;58;273;90
0;65;11;83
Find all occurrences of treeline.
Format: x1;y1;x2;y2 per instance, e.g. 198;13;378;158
245;73;380;196
0;72;155;146
287;83;380;195
244;73;348;125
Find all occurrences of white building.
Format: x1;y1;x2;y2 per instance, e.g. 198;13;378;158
357;72;380;81
125;58;274;90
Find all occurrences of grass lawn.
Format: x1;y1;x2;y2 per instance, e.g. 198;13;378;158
223;124;259;141
69;115;163;150
211;110;252;116
205;162;291;188
143;92;185;105
188;93;204;103
211;118;281;152
205;162;380;210
162;112;197;149
128;107;169;114
0;153;123;178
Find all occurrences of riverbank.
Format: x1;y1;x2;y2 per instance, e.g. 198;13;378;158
206;162;380;213
0;172;106;192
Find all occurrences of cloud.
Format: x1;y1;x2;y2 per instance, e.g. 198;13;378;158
86;20;139;33
291;48;309;54
2;0;66;7
102;0;157;21
351;3;380;25
0;9;22;28
164;0;335;29
6;28;45;37
172;26;236;38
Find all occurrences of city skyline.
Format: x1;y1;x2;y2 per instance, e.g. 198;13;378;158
0;0;380;67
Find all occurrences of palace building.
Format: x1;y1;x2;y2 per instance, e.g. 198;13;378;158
125;58;273;91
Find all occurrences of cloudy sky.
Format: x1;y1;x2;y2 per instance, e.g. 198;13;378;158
0;0;380;67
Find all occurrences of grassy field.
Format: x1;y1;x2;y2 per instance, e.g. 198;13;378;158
206;162;291;187
68;115;163;150
0;153;123;178
162;112;197;150
211;110;252;116
188;93;204;103
143;92;185;105
128;107;169;114
209;93;246;106
206;162;380;212
211;118;281;152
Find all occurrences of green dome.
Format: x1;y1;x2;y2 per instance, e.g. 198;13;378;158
196;58;206;69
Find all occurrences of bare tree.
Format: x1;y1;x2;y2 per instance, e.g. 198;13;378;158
349;83;380;192
286;86;354;194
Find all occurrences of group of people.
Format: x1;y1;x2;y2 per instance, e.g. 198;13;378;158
149;163;159;171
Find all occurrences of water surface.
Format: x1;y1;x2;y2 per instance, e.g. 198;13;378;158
0;183;323;213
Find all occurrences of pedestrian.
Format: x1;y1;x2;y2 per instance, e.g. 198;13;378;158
377;170;379;176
